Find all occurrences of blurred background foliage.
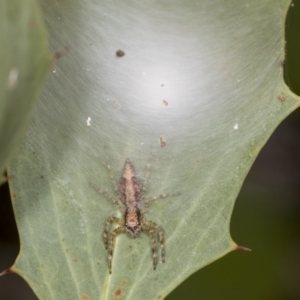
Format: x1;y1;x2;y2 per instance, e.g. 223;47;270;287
0;2;300;300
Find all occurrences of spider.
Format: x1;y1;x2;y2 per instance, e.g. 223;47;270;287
94;158;177;274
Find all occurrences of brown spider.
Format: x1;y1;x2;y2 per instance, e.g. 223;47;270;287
95;158;177;274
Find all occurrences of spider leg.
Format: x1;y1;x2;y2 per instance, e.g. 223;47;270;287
145;220;165;264
142;221;159;270
142;192;180;212
141;159;151;194
91;184;124;211
108;226;126;274
103;216;123;249
105;162;120;195
102;149;119;193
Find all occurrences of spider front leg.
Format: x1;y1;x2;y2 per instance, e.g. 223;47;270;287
103;216;123;249
154;222;165;263
143;220;165;265
107;226;126;274
142;221;160;270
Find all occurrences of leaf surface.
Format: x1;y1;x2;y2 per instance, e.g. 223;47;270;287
8;1;299;300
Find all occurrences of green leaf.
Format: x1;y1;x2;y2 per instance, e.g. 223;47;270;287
0;0;52;177
8;1;299;299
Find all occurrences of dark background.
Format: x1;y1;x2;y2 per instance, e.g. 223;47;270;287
1;2;300;299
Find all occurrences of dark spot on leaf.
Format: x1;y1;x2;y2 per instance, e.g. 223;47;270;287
29;18;36;28
160;136;166;148
40;175;44;179
53;46;69;60
73;257;78;263
112;288;125;298
116;49;125;57
277;95;286;103
81;294;90;300
12;193;17;198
